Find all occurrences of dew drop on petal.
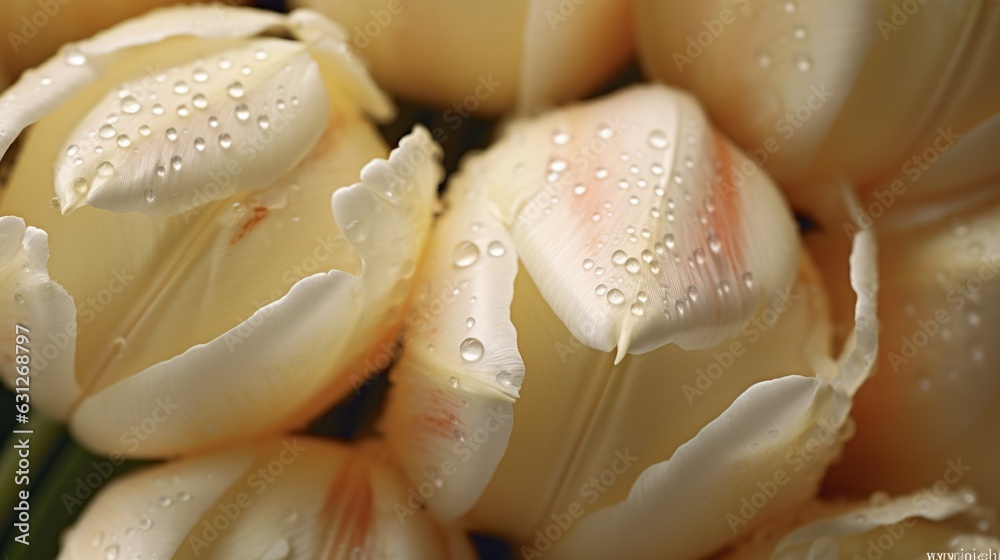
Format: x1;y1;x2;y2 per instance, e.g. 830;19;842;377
459;338;484;362
453;241;480;268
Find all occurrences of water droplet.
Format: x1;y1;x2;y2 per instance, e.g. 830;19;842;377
257;115;270;129
177;491;191;502
152;103;165;116
65;48;87;66
157;495;172;507
166;127;177;141
595;284;608;296
66;144;79;157
96;161;115;178
116;134;131;148
261;538;291;560
595;168;609;180
173;80;190;95
630;303;644;316
453;241;480;268
460;338;484;362
466;317;476;329
708;233;722;254
255;49;268;61
496;370;523;391
607;289;625;305
72;177;89;193
793;53;812;72
139;125;151;137
743;272;754;289
193;68;209;82
783;0;797;13
219;58;232;69
120;95;141;114
227;81;245;99
194;137;206;152
192;93;208;109
756;49;773;68
552;129;570;145
235;104;250;121
449;376;459;388
98;124;116;139
647;130;668;149
583;258;594;270
793;25;807;39
144;189;155;203
104;544;119;560
218;133;232;149
171;155;183;171
487;241;506;257
625;258;641;274
176;104;190;117
612;250;628;265
156;165;166;177
138;515;153;530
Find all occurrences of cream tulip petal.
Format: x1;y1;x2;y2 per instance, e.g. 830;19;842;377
0;217;82;420
516;0;633;113
58;444;257;560
68;127;442;457
635;0;879;182
55;39;329;216
720;493;997;560
485;85;798;359
58;439;474;560
829;189;1000;510
469;251;831;540
818;0;1000;188
286;8;394;121
770;492;980;559
383;166;523;521
0;5;389;165
542;375;851;560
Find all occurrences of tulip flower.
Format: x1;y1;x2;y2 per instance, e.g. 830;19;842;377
58;436;475;559
0;6;444;457
827;186;1000;511
0;0;238;79
291;0;634;115
719;490;998;559
381;84;878;559
635;0;1000;219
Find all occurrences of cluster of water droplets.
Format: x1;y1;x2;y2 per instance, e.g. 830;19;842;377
60;45;301;206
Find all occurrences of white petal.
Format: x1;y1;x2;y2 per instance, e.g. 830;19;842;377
0;5;389;171
829;189;1000;510
383;164;523;521
635;0;879;182
0;217;82;419
468;251;833;540
55;39;329;216
58;438;474;559
58;444;257;559
721;492;995;560
516;0;633;113
69;126;442;457
484;85;799;360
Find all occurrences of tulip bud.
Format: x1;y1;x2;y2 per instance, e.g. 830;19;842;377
58;437;475;559
635;0;1000;219
829;187;1000;511
292;0;634;115
382;85;879;559
0;7;443;458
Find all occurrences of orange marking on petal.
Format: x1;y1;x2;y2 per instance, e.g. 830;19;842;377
229;205;269;245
